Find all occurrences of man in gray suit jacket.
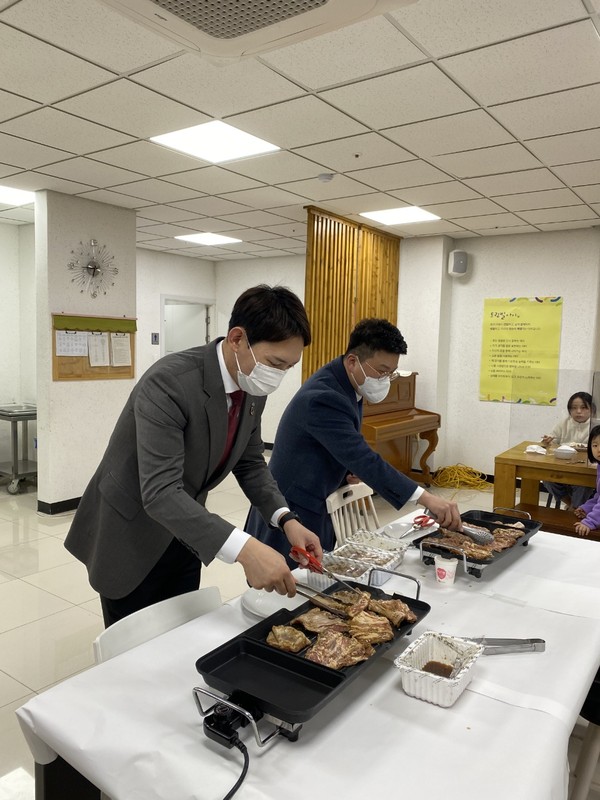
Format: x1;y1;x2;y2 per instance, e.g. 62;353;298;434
65;286;322;626
246;318;461;564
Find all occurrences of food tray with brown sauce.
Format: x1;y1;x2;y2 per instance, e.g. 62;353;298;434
195;580;430;724
413;510;542;579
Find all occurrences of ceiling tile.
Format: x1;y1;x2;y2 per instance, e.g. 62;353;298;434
56;80;209;138
442;21;600;106
0;132;71;169
251;248;298;258
136;231;163;242
213;227;271;241
169;216;243;233
526;129;600;166
171;197;252;216
454;212;528;230
227;96;367;149
349;160;451;191
390;182;481;205
472;225;539;235
322;63;477;129
263;204;310;222
578;185;600;203
431;143;541;178
392;220;467;236
109;179;201;204
320;193;404;215
517;205;598;224
92;141;207;177
0;23;114;104
552;160;600;186
76;189;148;208
134;205;200;223
3;170;92;193
0;108;134;154
218;210;291;227
251;237;305;249
422;198;505;218
261;16;424;90
1;0;183;72
0;215;25;224
0;90;40;123
38;157;142;188
163;167;263;194
383;110;515;157
294;133;414;173
133;53;304;118
257;222;307;237
0;163;21;179
491;84;600;140
388;0;586;57
493;188;582;211
0;206;34;222
136;223;201;237
226;151;323;184
218;186;309;209
535;219;600;230
276;175;374;202
464;168;563;195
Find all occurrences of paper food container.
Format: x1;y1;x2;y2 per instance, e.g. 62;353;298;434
394;631;483;707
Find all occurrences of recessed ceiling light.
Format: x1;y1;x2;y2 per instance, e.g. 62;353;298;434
0;185;35;206
175;232;242;246
151;120;279;164
359;207;441;225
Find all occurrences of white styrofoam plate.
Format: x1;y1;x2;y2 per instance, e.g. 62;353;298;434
240;568;315;618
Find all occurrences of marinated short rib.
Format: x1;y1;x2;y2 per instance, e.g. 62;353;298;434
331;589;371;616
367;598;416;627
490;527;522;551
292;607;350;633
424;530;493;560
305;630;374;669
348;610;394;644
266;625;311;653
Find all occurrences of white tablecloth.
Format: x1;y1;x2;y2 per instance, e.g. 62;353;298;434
17;524;600;800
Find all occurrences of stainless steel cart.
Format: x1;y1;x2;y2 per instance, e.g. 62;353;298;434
0;404;37;494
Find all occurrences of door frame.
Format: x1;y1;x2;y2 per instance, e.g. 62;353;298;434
160;294;216;357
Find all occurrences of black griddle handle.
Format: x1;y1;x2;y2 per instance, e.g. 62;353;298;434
368;569;421;600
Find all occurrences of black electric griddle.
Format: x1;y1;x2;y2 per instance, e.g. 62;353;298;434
195;580;430;726
413;509;542;578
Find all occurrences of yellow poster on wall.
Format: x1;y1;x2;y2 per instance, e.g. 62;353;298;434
480;297;562;405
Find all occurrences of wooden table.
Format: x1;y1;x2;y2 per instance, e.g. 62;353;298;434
494;440;598;540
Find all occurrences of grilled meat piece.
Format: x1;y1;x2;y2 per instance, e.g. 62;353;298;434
348;610;394;644
490;527;522;551
307;594;349;616
305;630;374;669
331;589;371;616
292;607;349;633
425;530;493;560
266;625;311;653
368;598;416;627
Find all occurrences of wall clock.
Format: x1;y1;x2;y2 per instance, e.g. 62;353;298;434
67;239;118;298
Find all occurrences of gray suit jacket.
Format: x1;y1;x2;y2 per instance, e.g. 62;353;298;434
65;339;286;598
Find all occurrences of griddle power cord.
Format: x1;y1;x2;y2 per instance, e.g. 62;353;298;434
222;738;249;800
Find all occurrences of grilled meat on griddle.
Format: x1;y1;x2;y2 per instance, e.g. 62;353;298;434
292;607;349;633
266;625;311;653
367;598;416;627
348;610;394;644
305;630;375;669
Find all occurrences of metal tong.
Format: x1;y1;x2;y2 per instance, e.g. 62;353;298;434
290;546;363;597
464;637;546;655
294;581;350;619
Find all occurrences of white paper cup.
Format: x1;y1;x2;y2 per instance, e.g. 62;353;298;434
434;555;457;585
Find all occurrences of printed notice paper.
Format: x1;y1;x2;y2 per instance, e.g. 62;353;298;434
87;332;110;367
110;333;131;367
56;330;88;356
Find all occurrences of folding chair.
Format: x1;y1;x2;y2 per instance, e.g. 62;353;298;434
325;482;380;547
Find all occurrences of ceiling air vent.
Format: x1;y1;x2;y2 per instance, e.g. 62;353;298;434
100;0;418;59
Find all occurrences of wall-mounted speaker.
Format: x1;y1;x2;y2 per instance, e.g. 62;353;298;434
448;250;468;277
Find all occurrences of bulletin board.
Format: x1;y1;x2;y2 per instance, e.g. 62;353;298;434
52;314;137;381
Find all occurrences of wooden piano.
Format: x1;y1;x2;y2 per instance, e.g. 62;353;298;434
361;373;440;485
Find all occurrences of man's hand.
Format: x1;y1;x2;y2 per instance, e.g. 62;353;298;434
420;490;462;531
282;520;323;564
236;537;297;596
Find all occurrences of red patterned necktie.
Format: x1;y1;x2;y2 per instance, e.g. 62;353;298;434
215;390;244;472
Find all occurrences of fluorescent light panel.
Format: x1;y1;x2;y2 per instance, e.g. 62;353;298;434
151;121;279;163
0;185;35;206
360;207;440;225
175;232;242;246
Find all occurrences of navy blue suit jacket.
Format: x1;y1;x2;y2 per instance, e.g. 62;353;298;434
246;356;419;563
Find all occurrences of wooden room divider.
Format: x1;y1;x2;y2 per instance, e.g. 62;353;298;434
302;206;401;381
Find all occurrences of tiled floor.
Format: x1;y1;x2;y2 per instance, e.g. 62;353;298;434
0;476;597;800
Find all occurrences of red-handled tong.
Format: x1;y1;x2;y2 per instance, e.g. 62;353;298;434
290;546;363;597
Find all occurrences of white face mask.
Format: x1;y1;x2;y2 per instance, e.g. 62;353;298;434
355;359;391;404
235;340;287;396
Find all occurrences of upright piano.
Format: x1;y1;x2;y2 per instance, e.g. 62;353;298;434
361;373;440;485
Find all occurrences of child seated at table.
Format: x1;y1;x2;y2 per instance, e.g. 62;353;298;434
542;392;597;509
574;425;600;537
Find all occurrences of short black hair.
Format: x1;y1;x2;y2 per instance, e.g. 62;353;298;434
587;424;600;464
344;318;407;360
568;391;596;416
228;284;311;346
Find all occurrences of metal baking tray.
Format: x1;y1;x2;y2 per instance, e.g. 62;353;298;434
413;509;542;579
195;579;430;724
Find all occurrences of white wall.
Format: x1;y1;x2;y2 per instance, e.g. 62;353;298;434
36;191;137;504
136;248;215;378
399;228;600;476
215;255;306;443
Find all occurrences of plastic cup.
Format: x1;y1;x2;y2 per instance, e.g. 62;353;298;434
434;555;457;585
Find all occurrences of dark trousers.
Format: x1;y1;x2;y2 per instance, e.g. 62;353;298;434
100;537;201;627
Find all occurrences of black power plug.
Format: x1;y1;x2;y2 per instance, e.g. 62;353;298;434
203;704;245;749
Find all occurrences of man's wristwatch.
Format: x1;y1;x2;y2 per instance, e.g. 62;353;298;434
277;511;301;531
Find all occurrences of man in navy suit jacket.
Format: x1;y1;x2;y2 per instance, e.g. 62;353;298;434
246;318;461;564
